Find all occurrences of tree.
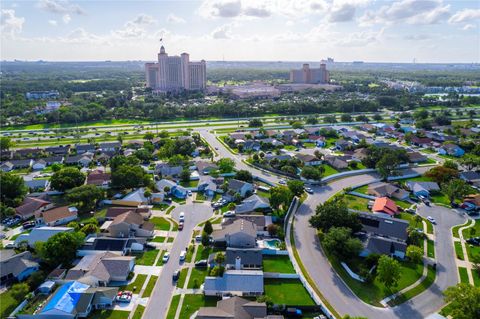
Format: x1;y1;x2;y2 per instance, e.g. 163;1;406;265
443;160;458;170
443;283;480;319
80;223;99;234
306;117;318;124
373;114;383;121
214;252;225;266
256;295;273;307
377;255;401;290
301;166;323;180
309;199;362;233
67;184;105;212
111;165;150;190
267;223;280;236
0;203;15;219
407;227;426;247
180;169;191;183
322;227;363;261
324;115;337;123
227;202;236;211
406;245;423;264
460;154;480;171
376;152;401;180
356;115;369;122
10;283;30;301
0;137;13;151
314;150;323;160
291;121;304;129
204;220;213;235
235;170;253;182
210;265;225;277
134;149;152;162
287;180;304;196
0;171;27;206
269;186;293;211
217;158;235;173
201;231;210;246
143;132;154;141
110;155;140;171
50;167;86;191
340;114;352;122
442;179;470;203
50;163;62;172
36;231;85;267
425;166;459;184
471;254;480;276
248;119;263;127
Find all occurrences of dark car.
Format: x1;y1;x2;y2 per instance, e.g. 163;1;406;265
285;308;303;317
22;222;35;229
172;270;180;281
195;260;208;268
178;222;184;231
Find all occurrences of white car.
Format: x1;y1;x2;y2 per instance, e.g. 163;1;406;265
279;179;286;185
180;250;186;261
179;212;185;222
223;211;236;217
426;216;436;224
305;187;314;194
187;190;192;196
162;252;170;263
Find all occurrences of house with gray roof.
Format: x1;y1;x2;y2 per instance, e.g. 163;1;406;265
15;226;74;248
155;163;183;178
225;248;263;270
196;161;219;175
222;215;272;236
227;179;254;199
367;182;409;200
76;144;96;154
198;175;218;196
212;219;257;248
406;181;440;197
203;270;264;297
196;296;271;319
0;250;39;284
25;178;50;191
235;194;271;214
362;236;407;259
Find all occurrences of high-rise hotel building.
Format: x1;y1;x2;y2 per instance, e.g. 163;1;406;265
290;63;329;84
145;46;206;92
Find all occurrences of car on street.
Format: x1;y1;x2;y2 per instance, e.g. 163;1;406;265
427;216;436;224
179;212;185;222
405;208;416;214
223;211;235;217
179;250;186;261
195;235;202;242
279;179;286;185
178;221;184;231
305;187;313;194
22;221;35;229
162;252;170;263
172;270;180;281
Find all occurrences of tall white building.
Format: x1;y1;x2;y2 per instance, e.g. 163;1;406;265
290;63;329;84
145;46;206;93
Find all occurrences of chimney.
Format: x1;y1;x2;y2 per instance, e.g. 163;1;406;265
235;256;241;270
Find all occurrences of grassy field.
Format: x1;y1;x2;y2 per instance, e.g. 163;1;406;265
388;265;436;306
262;255;296;273
454;241;464;260
0;290;19;318
452;220;471;238
180;180;199;187
322;164;339;177
131;305;145;319
90;310;130;319
195;245;222;262
427;239;435;259
185;245;195;263
187;268;208;289
122;274;147;293
156;250;167;266
176;268;189;288
473;269;480;287
134;250;159;266
264;279;315;306
150;217;172;231
166;295;181;319
462;220;480;260
178;295;219;319
458;267;469;283
142;276;158;298
344;194;370;211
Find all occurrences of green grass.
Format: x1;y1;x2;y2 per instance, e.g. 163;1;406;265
425;219;434;234
90;310;130;319
10;231;30;240
142;275;158;298
166;295;181;319
264;279;315;306
458;267;469;283
168;237;175;243
262;255;296;273
322;164;339;177
303;142;316;148
195;245;222;262
393;199;411;210
388;265;436;306
452;220;471;238
256;189;271;199
150;217;171;231
430;192;450;206
178;295;219;319
121;274;147;292
284;145;297;151
18;294;48;315
171;197;186;204
427;239;435;259
472;269;480;287
454;241;464;260
354;184;369;194
0;290;20;318
156;250;166;266
133;249;159;266
462;220;480;260
176;268;189;288
344;194;370;211
152;236;167;243
165;206;175;214
187;268;208;288
185;245;195;263
180;180;199;187
131;305;145;319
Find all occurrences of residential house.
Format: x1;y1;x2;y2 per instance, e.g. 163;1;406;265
222;215;272;236
106;211;154;238
295;153;322;166
156;179;188;199
358;212;409;241
367;182;410;200
407;151;427;163
353;148;369;161
14;226;74;248
203;270;264;297
98;142;121;153
15;196;52;220
225;248;263;270
196;296;270;319
460;171;480;187
105;207;151;220
86;170;111;188
410;136;432;147
155;163;183;178
116;187;150;205
212;219;257;248
13;148;43;159
0;161;13;172
235;194;271;214
25;179;50;191
0;250;39;284
45;146;70;156
260;138;284;148
462;194;480;210
438;144;465;157
76;144;96;154
371;197;399;217
32;159;47;170
244;140;261;151
335;139;353;151
362;236;408;260
197;175;218;196
324;155;349;170
196;161;219;175
65;252;134;286
79;237;145;256
341;131;366;143
227;179;254;199
35;206;78;226
65;153;93;167
406;181;440;197
2;159;33;171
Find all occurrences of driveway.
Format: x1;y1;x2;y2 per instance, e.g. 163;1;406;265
142;202;213;319
293;171;466;319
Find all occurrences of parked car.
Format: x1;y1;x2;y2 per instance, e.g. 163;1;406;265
427;216;436;224
179;212;185;222
223;211;235;218
187;190;192;196
162;252;170;263
116;291;132;303
405;208;416;214
279;179;286;185
195;260;208;268
285;308;303;317
305;187;314;194
22;221;35;230
179;221;184;231
172;270;180;281
179;250;186;261
195;235;202;242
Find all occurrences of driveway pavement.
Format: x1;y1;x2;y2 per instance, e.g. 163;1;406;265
142;202;213;319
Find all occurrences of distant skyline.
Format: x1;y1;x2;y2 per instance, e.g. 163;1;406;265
1;0;479;63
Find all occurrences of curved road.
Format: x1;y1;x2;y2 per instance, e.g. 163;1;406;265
294;171;466;319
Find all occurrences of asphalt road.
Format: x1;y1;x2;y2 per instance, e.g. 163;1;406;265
142;203;213;319
293;168;466;319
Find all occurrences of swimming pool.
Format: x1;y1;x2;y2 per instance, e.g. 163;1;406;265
263;239;281;249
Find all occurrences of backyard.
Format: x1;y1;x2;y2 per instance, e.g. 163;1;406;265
0;290;19;318
187;268;208;288
150;217;171;231
177;294;219;319
344;194;370;211
264;279;315;306
262;255;296;273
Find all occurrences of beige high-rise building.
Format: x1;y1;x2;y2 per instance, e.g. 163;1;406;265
145;46;206;92
290;63;329;84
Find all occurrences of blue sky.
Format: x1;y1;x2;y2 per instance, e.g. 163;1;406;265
1;0;479;62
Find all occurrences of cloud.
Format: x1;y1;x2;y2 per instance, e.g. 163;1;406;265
359;0;450;26
112;14;156;39
211;24;232;39
329;3;356;22
462;24;475;31
48;19;58;26
167;13;186;24
62;14;71;24
132;14;156;25
404;34;431;41
198;0;274;19
1;9;25;37
448;9;480;24
38;0;85;15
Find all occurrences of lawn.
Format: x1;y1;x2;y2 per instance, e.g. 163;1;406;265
178;295;219;319
176;268;189;288
454;241;464;260
171;197;186;205
452;220;471;238
166;295;181;319
303;142;316;149
131;306;145;319
150;217;171;231
195;245;222;262
133;250;159;266
156;250;166;266
142;275;158;298
187;268;208;288
458;267;469;283
165;206;175;214
344;194;370;211
121;274;147;293
10;230;30;240
264;279;315;306
462;220;480;260
388;265;436;306
353;184;369;194
0;290;20;318
393;199;411;210
262;255;296;273
430;192;450;206
185;245;195;263
284;145;297;151
152;236;168;243
257;189;271;199
90;310;130;319
425;219;434;234
427;239;435;259
473;269;480;287
322;164;339;177
180;180;199;188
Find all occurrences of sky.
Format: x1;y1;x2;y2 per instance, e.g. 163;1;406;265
1;0;479;63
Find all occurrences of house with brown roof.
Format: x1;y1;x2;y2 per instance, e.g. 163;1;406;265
196;296;274;319
15;197;53;220
324;155;349;170
105;207;151;220
367;182;410;200
410;136;432;147
86;170;111;188
295;153;322;166
35;206;78;226
372;197;399;217
407;151;427;163
212;219;257;248
106;211;154;238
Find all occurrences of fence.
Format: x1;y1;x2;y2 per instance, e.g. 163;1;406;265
263;272;300;279
262;249;289;255
283;196;299;234
321;168;377;183
347;191;376;200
